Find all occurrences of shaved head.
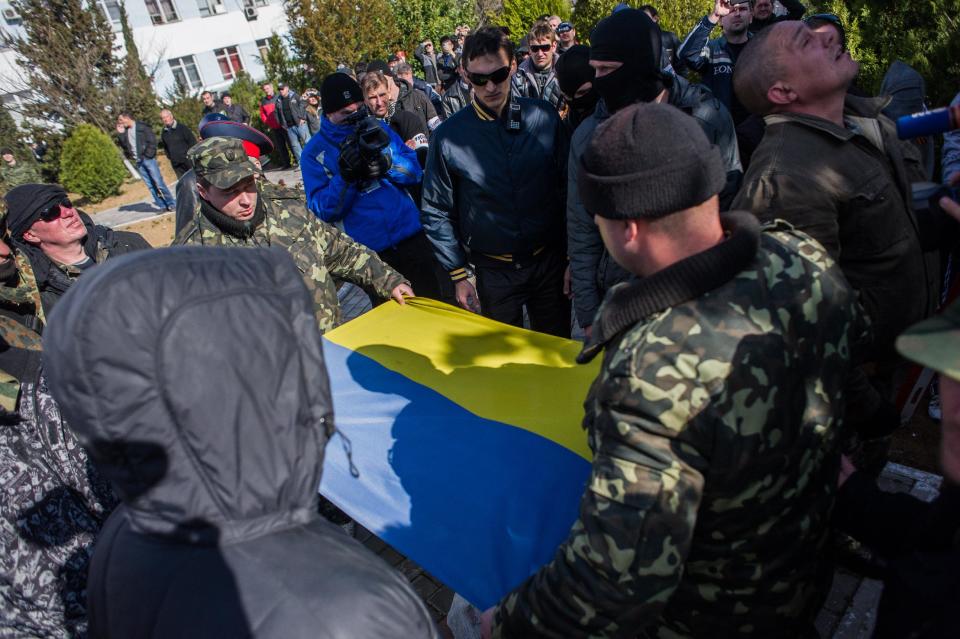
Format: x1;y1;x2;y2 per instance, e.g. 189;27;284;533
733;24;787;116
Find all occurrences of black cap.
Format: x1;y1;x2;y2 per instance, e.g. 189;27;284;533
221;91;231;98
555;45;594;98
320;73;364;115
5;184;68;239
366;60;393;78
0;148;12;156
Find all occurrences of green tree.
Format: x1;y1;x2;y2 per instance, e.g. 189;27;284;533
59;124;127;202
499;0;570;38
0;108;25;158
571;0;709;44
117;1;159;125
228;71;265;123
3;0;122;131
260;32;300;88
285;0;401;82
390;0;475;53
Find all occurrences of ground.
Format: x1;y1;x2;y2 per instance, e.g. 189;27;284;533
71;152;181;215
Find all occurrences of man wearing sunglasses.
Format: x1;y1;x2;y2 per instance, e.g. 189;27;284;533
422;27;571;337
678;0;753;126
3;184;150;315
511;23;564;111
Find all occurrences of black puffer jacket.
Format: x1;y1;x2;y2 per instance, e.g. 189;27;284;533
422;96;569;273
43;246;438;639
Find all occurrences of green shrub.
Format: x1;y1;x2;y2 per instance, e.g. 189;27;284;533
59;124;127;202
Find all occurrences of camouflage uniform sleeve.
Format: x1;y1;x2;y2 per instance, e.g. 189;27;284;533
309;217;407;299
493;369;707;638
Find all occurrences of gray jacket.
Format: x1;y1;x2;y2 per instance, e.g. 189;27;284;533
44;246;439;639
567;74;743;327
276;91;307;128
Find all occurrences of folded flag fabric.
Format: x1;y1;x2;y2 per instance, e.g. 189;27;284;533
319;298;598;609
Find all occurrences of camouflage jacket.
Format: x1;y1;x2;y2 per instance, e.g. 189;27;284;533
0;160;41;192
0;372;118;638
174;182;406;333
493;212;869;638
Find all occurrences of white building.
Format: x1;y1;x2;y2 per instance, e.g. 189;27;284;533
0;0;290;115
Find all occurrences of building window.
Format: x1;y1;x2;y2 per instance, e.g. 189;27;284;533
255;38;269;62
252;0;268;6
169;55;202;91
97;0;121;24
214;46;244;81
196;0;226;17
145;0;178;24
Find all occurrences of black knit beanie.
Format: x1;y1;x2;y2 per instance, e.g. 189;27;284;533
320;73;364;115
578;102;726;219
589;9;668;112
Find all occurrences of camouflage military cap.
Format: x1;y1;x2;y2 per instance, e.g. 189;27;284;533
896;299;960;382
188;137;257;189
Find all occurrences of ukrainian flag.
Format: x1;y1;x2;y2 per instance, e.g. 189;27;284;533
319;298;598;609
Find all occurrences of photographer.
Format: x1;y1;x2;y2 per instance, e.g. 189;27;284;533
301;73;447;301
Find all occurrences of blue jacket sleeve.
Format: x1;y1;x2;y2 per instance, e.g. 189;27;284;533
301;137;358;224
678;16;716;72
384;125;424;187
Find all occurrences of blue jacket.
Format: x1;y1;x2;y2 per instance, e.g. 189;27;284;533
302;115;423;252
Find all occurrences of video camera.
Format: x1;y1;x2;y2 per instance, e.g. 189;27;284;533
342;106;390;161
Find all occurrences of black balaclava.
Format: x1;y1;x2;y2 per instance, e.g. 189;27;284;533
589;8;668;113
555;45;599;127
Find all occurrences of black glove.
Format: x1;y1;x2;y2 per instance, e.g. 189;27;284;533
364;150;392;181
338;138;365;183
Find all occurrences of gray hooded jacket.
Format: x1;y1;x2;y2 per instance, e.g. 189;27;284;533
44;246;438;639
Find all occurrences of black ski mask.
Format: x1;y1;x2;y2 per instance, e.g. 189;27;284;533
589;9;669;113
555;45;599;127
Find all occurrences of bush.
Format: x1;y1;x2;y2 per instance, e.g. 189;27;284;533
59;124;127;202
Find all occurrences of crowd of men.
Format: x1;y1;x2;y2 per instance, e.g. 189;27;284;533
1;1;959;637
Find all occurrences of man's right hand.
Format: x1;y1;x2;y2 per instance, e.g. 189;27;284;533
710;0;731;23
338;141;365;183
455;279;481;314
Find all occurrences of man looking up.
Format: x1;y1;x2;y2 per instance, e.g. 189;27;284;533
5;184;150;315
481;100;867;639
422;27;570;336
176;137;412;333
732;22;936;455
512;22;564;111
303;73;446;302
567;8;741;337
678;0;753;125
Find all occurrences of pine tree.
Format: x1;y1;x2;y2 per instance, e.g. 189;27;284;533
3;0;122;131
118;1;159;125
260;33;299;88
284;0;402;80
0;108;25;157
389;0;475;53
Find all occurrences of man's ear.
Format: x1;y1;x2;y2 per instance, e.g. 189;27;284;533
21;229;39;245
767;80;796;107
623;219;642;243
196;181;208;200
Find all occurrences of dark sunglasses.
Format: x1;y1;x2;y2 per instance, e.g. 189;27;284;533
465;66;511;86
530;44;552;53
41;198;72;221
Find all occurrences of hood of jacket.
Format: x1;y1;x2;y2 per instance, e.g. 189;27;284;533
43;246;334;545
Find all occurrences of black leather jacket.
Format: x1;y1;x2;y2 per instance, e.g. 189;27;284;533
422;96;569;274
